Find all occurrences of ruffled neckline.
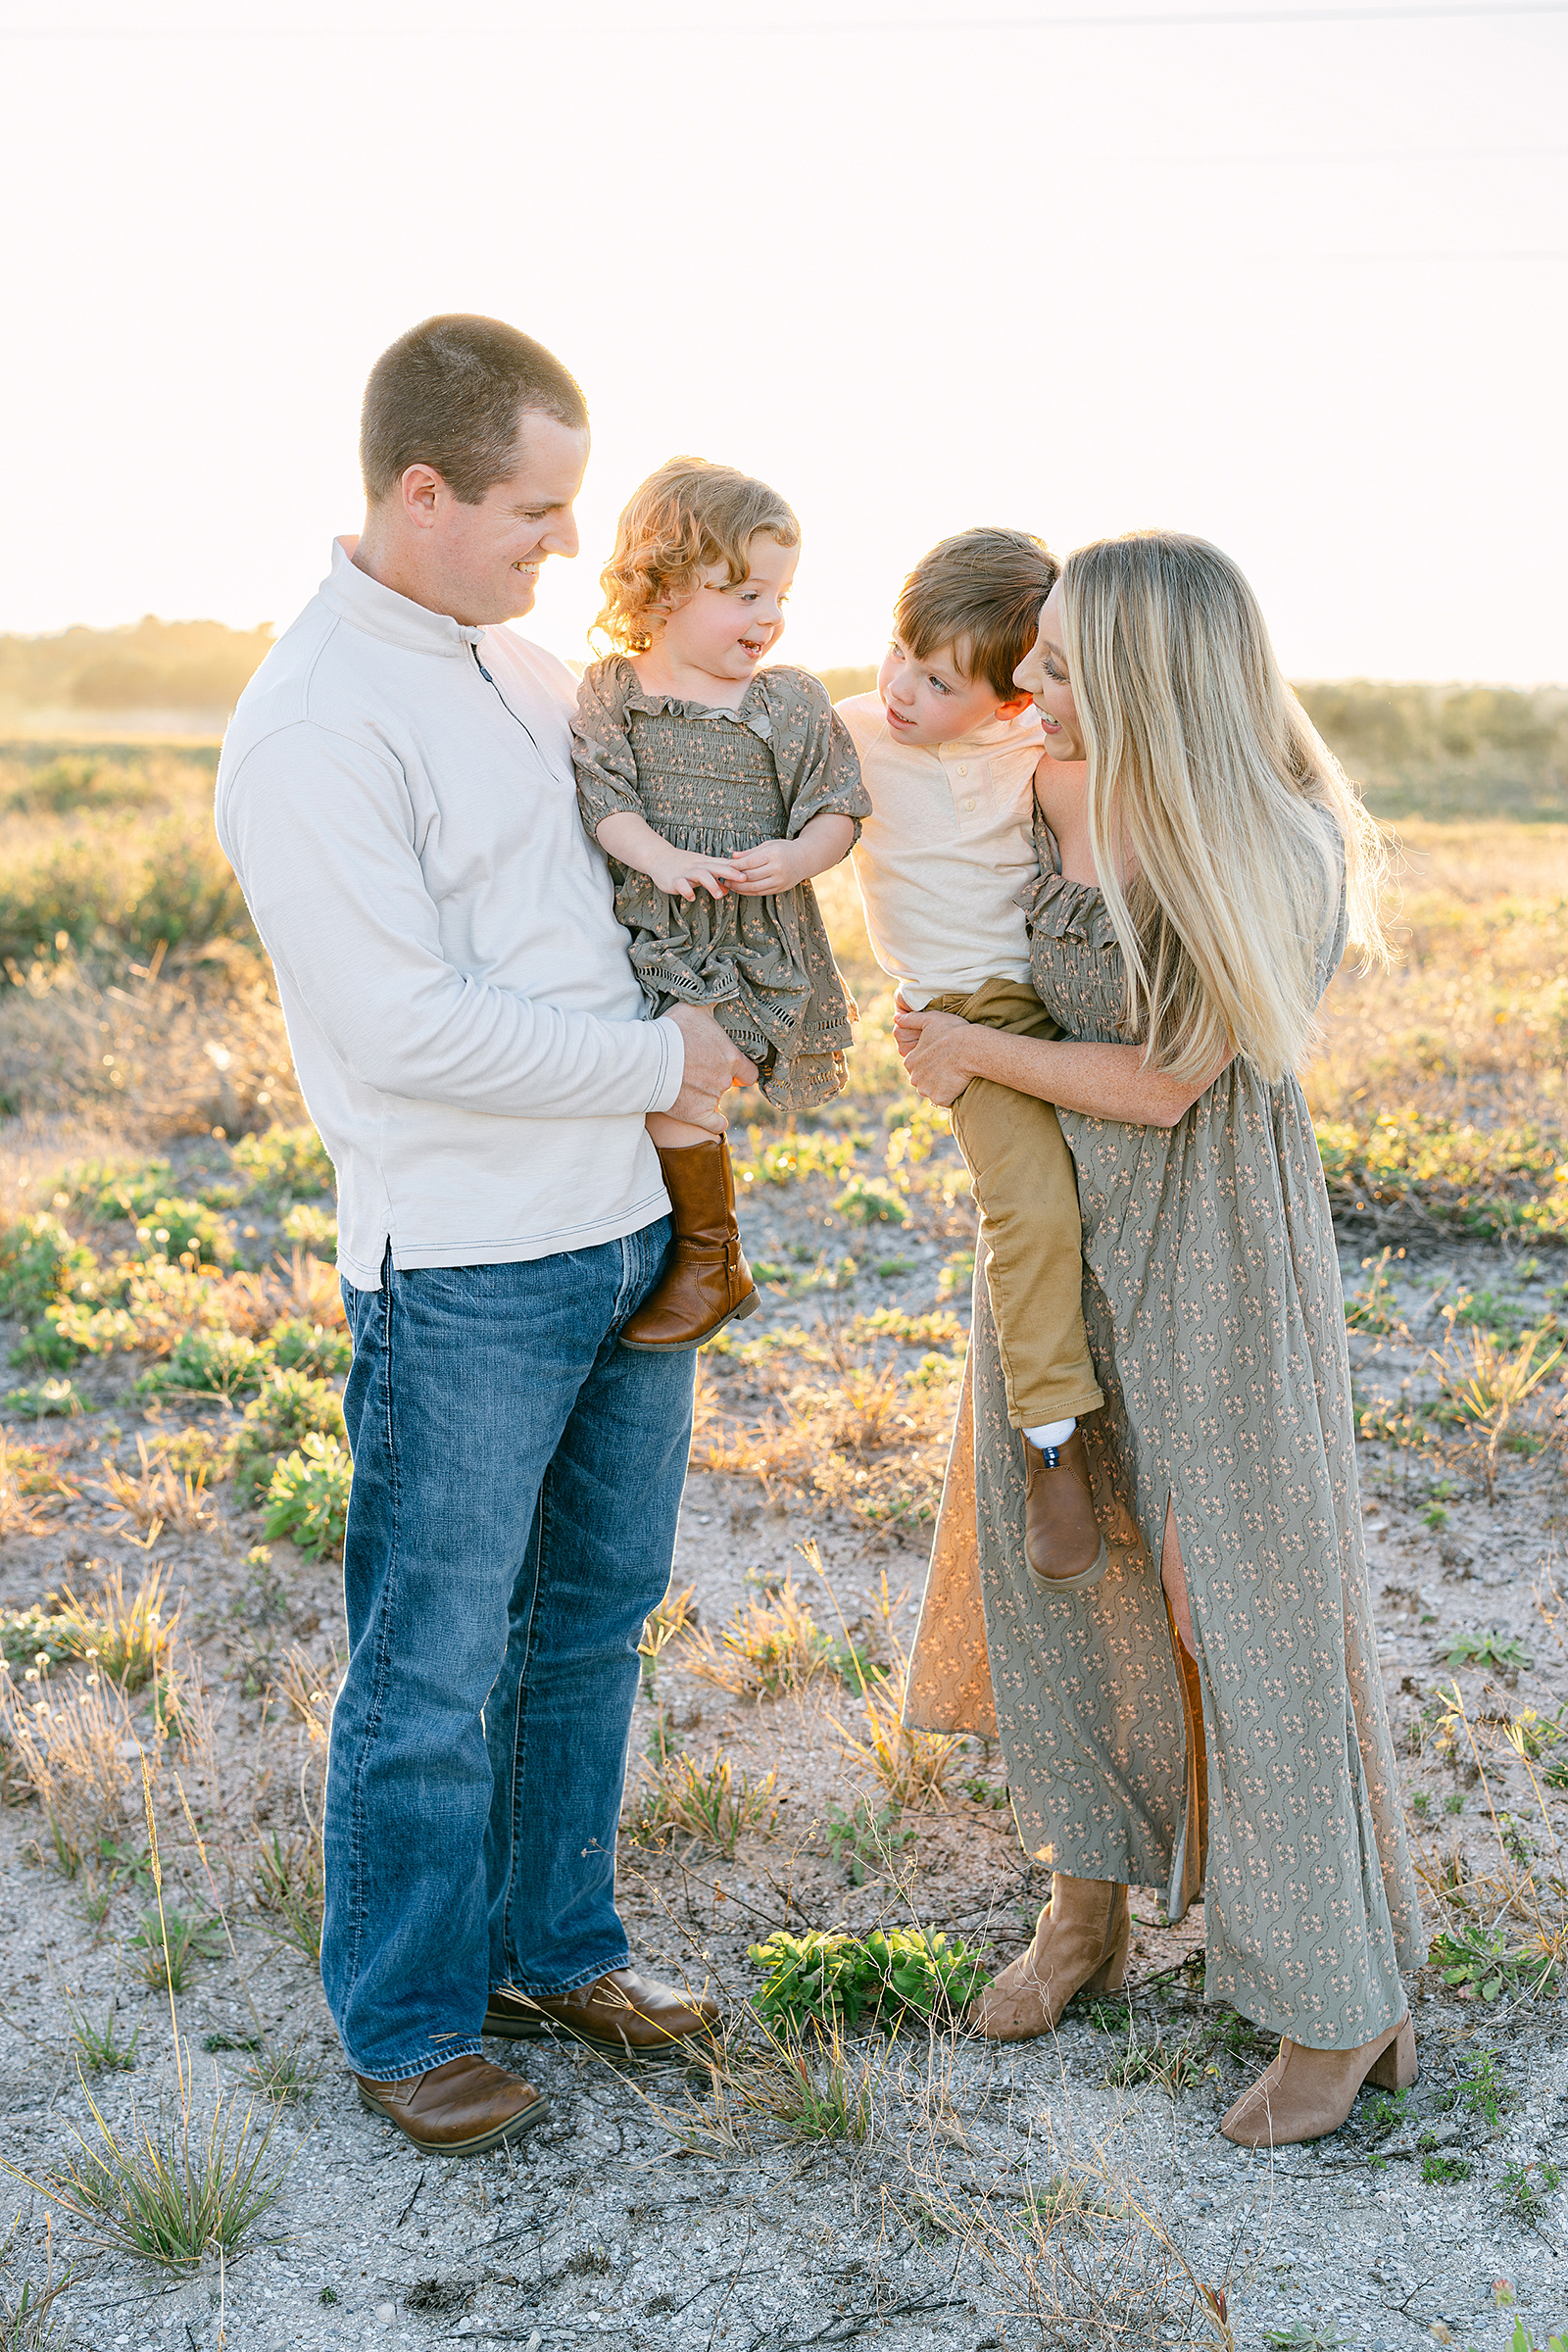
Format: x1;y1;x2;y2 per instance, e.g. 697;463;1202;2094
604;655;798;739
1019;817;1121;952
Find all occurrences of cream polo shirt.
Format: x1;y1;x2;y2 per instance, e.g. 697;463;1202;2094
837;691;1047;1005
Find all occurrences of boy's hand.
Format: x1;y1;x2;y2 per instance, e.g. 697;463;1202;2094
646;845;747;903
728;838;805;897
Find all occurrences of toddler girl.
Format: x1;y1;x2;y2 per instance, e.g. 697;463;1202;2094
572;457;869;1352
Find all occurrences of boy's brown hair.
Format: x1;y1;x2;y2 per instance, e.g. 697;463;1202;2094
595;457;799;655
895;527;1060;701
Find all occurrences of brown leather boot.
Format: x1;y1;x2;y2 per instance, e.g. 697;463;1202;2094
972;1874;1131;2040
352;2053;549;2157
484;1968;720;2057
1024;1428;1109;1588
618;1140;760;1352
1218;2014;1417;2147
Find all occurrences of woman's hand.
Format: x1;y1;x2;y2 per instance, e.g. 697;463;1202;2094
894;1005;983;1108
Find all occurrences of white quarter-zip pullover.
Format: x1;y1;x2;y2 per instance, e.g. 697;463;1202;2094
216;541;683;1290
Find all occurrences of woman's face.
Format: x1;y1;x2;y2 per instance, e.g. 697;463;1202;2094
1013;579;1084;760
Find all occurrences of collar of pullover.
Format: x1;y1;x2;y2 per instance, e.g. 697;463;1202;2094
318;536;488;660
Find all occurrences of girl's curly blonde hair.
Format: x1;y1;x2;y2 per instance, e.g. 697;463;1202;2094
594;457;799;655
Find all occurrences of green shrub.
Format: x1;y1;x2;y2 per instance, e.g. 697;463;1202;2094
137;1328;269;1399
232;1370;346;1506
268;1319;351;1379
748;1928;989;2035
130;1197;232;1266
834;1177;909;1228
0;1212;98;1323
0;815;250;966
280;1202;336;1250
0;1374;82;1417
263;1433;352;1559
229;1124;333;1208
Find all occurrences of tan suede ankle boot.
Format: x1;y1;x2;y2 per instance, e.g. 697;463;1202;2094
1218;2013;1417;2147
618;1139;760;1353
971;1874;1131;2041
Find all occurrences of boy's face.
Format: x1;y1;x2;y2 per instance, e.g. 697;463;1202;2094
877;633;1029;748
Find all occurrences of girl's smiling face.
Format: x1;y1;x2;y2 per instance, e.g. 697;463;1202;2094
656;531;797;686
1014;580;1084;760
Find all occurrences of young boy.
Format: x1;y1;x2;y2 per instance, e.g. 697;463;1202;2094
838;528;1106;1589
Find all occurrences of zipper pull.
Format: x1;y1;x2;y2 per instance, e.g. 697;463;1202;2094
471;645;494;684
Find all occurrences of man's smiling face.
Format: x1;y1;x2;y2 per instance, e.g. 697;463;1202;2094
419;410;589;626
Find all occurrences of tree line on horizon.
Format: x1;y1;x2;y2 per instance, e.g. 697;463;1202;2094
2;620;1564;823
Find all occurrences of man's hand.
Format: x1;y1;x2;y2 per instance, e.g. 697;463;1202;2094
663;1003;758;1133
728;837;805;897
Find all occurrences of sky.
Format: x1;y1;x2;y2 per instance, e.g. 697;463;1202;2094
0;0;1564;684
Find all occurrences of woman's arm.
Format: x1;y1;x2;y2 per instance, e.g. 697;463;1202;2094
729;811;858;897
894;1005;1222;1129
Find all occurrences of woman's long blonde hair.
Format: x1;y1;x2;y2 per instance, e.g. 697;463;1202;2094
1058;532;1389;1086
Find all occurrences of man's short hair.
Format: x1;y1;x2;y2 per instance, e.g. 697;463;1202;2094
360;315;588;507
895;527;1060;701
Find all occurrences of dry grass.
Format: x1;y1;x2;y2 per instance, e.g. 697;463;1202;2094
94;1434;215;1538
679;1573;839;1698
0;1433;75;1537
628;1750;779;1857
50;1562;180;1693
0;1664;141;1873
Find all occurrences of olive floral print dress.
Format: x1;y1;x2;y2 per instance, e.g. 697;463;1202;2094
906;813;1423;2051
573;659;869;1112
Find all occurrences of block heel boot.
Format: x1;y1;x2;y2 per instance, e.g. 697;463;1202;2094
618;1138;760;1352
1218;2013;1417;2147
972;1874;1132;2040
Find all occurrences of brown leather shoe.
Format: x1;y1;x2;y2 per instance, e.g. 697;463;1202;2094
618;1140;760;1352
1024;1428;1108;1588
1218;2014;1417;2148
971;1874;1130;2041
352;2053;549;2157
484;1968;720;2057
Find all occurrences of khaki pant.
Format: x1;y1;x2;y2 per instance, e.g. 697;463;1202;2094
928;977;1104;1431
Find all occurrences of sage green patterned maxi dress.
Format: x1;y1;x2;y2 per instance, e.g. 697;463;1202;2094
905;819;1424;2050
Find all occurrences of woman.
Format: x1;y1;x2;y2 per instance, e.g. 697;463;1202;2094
897;532;1422;2147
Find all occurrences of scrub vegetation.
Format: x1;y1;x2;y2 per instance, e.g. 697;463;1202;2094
1;715;1567;2345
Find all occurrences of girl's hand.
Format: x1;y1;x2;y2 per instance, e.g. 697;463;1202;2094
647;846;747;902
893;1006;981;1108
728;838;804;897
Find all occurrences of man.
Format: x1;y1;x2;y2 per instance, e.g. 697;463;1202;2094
217;315;753;2158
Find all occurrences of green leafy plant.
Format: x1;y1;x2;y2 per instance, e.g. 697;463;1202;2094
1422;2151;1473;2184
748;1927;989;2035
0;1377;82;1420
267;1317;351;1378
262;1432;352;1559
1446;1628;1533;1675
231;1367;346;1506
834;1176;909;1227
1431;1924;1560;2001
129;1198;230;1266
823;1796;914;1885
136;1326;268;1399
228;1123;334;1207
0;1607;76;1672
0;1214;98;1326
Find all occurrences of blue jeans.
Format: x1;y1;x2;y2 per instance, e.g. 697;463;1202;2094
323;1218;691;2081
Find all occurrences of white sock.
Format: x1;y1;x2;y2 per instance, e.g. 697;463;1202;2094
1024;1417;1076;1450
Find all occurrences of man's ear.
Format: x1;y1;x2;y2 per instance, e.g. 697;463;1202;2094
995;690;1034;721
399;464;446;531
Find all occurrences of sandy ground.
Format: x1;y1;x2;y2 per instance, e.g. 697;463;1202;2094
1;1162;1567;2351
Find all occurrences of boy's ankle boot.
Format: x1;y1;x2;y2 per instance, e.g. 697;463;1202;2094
618;1140;760;1353
1024;1427;1109;1588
